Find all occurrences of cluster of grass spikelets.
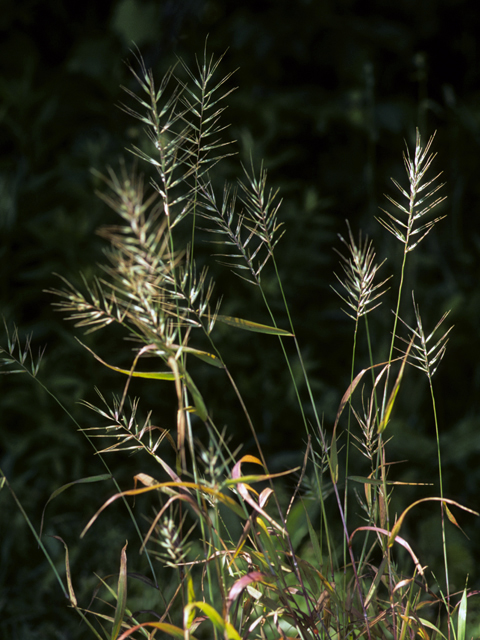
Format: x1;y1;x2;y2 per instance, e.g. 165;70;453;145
1;45;478;640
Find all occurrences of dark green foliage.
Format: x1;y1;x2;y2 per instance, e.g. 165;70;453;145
2;0;480;637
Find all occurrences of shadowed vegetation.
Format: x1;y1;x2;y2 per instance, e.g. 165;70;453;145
2;47;479;639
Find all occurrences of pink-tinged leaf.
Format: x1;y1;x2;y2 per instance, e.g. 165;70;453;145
227;571;266;608
232;456;286;534
111;542;128;640
81;480;245;538
351;526;425;576
259;487;274;508
231;455;263;480
134;473;158;487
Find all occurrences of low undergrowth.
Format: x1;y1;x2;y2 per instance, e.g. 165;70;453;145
1;47;478;640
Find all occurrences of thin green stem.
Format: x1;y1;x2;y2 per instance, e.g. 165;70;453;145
5;357;159;587
429;380;450;626
0;467;70;600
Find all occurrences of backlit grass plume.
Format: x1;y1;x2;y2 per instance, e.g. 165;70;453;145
2;48;479;640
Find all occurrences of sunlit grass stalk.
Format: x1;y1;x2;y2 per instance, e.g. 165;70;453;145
372;131;446;635
197;157;339;617
118;52;238;628
219;162;340;583
203;160;334;630
331;222;390;630
377;129;446;416
397;294;453;633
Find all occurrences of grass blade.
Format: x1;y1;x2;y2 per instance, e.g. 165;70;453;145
378;338;412;434
77;339;177;380
50;536;77;607
111;542;128;640
217;315;294;335
458;588;467;640
184;602;242;640
118;622;193;639
40;474;111;537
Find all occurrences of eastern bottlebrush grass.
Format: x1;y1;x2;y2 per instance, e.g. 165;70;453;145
1;45;478;640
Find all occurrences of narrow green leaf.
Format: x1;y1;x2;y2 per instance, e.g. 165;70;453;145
224;467;299;487
217;315;294;336
349;476;384;486
181;346;224;368
50;536;77;607
118;622;193;639
305;507;322;561
329;435;338;484
77;339;176;380
417;619;446;639
256;517;283;571
186;573;196;630
377;381;400;433
458;588;467;640
184;602;241;640
40;474;111;537
115;369;176;380
348;475;433;487
364;555;387;609
378;340;412;434
445;503;469;538
185;372;208;421
0;467;69;601
112;542;128;640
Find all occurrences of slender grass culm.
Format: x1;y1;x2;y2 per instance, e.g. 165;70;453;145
2;46;479;640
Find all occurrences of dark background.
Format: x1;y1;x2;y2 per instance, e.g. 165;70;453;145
2;0;480;637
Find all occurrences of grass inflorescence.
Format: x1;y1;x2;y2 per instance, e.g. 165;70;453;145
1;46;478;640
